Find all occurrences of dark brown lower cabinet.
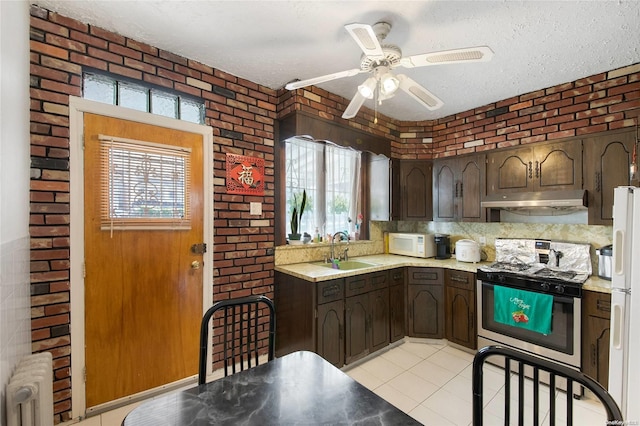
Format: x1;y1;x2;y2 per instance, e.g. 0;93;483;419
345;293;369;364
581;290;611;388
407;267;445;339
444;270;477;349
317;299;345;367
275;272;345;367
370;287;390;352
345;272;390;364
389;268;406;343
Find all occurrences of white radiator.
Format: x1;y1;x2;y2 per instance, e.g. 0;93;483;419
6;352;54;426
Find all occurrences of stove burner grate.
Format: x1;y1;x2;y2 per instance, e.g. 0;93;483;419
487;262;531;272
534;268;577;280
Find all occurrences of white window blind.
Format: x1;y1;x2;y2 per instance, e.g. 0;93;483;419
99;134;191;231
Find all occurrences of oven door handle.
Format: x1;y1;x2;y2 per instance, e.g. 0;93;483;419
482;282;576;305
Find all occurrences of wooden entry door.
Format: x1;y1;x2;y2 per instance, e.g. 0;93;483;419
82;113;204;408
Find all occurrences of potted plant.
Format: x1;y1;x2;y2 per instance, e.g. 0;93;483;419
288;189;306;244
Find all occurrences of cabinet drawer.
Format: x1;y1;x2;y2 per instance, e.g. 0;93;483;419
369;271;389;290
345;275;369;298
583;290;611;319
317;279;344;304
446;270;475;291
407;267;444;285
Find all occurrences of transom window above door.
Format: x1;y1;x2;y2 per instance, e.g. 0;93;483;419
83;72;205;124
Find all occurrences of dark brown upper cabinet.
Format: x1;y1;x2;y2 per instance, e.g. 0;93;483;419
397;160;433;221
583;128;637;225
486;140;583;195
433;153;486;222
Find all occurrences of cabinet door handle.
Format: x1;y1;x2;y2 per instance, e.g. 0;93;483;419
528;161;533;179
459;182;463;198
455;182;459;198
535;161;539;178
591;343;597;367
596;298;611;312
451;276;469;284
323;285;341;298
595;171;601;192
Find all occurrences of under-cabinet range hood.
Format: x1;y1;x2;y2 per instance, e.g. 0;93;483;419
481;189;588;216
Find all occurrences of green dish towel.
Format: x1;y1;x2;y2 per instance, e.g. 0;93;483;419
494;285;553;335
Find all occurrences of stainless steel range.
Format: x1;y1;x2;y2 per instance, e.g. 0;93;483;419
477;239;591;371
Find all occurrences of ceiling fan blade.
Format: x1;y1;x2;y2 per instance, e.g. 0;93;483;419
285;68;362;90
400;46;494;68
397;74;444;111
342;91;367;119
345;23;385;59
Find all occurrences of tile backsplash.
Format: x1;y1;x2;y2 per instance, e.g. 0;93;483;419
276;220;613;271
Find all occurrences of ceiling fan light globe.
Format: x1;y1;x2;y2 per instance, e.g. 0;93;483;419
380;73;399;96
357;78;377;99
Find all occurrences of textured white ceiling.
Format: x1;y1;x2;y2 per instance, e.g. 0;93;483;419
33;0;640;122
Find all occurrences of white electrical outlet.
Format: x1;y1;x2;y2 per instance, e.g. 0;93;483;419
250;202;262;215
479;236;486;245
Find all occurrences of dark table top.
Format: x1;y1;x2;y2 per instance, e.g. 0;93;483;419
122;350;420;425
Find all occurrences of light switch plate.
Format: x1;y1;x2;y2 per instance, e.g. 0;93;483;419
250;202;262;215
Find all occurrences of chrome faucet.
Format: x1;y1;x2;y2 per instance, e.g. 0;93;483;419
329;231;350;262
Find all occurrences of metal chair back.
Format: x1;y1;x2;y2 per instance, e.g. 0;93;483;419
198;295;275;385
472;345;623;425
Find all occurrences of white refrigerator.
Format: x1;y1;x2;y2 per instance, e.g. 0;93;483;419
609;186;640;422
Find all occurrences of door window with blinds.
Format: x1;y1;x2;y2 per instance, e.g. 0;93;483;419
99;135;191;230
285;137;362;237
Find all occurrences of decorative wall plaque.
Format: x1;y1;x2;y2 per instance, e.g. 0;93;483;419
226;153;265;195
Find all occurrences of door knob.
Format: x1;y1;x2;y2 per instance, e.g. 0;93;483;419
191;261;201;270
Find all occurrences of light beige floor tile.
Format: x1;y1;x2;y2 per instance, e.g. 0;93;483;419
408;404;456;426
386;370;440;403
422;387;473;426
441;344;475;363
460;362;507;393
372;382;421;414
409;358;458;387
344;365;385;390
380;345;423;370
427;348;472;374
357;354;405;382
442;374;476;403
397;340;443;359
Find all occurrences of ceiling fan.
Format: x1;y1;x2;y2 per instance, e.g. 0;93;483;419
285;22;494;120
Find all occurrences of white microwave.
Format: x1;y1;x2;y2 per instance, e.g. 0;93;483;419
388;233;436;258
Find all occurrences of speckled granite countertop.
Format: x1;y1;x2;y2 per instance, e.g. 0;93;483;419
275;254;612;293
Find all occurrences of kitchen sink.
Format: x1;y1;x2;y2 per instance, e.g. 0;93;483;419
313;260;380;270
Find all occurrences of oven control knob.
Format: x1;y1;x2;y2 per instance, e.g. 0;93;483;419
498;275;505;282
541;283;550;291
555;285;565;294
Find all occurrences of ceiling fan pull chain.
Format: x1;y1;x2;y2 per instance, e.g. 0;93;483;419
374;80;379;124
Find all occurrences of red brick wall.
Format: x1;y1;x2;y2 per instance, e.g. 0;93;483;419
29;5;276;422
432;65;640;158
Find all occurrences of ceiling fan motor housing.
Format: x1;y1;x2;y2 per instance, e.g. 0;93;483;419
360;45;402;71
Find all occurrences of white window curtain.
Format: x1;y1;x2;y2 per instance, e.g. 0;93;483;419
285;137;362;238
326;144;361;236
285;137;323;236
